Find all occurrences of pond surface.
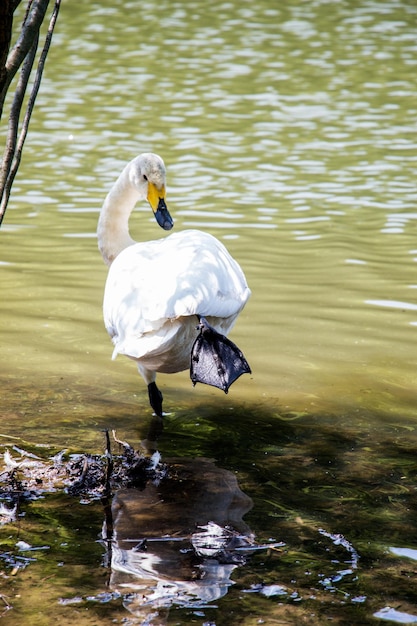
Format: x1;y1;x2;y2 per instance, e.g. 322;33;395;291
1;0;417;624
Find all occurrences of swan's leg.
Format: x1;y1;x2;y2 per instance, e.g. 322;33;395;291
190;316;251;393
148;382;163;417
137;364;164;417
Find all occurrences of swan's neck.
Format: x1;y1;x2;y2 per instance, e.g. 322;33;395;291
97;167;141;266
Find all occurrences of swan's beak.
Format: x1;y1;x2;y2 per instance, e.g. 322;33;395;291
147;182;174;231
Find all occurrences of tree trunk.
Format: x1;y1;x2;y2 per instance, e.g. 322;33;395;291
0;0;14;118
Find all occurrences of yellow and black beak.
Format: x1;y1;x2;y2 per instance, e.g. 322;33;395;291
147;182;174;231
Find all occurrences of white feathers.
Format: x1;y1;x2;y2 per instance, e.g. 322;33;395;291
97;153;250;386
104;229;250;368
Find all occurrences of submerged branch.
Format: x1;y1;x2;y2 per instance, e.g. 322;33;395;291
0;437;166;504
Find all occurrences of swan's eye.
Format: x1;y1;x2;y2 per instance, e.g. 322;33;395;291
143;174;148;182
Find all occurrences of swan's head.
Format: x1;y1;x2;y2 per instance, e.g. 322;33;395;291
130;153;174;231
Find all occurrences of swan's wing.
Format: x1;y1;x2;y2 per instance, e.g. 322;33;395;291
103;230;250;358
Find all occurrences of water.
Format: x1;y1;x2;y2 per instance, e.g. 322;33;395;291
1;0;417;623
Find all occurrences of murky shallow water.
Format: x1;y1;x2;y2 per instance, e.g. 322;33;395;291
1;0;417;624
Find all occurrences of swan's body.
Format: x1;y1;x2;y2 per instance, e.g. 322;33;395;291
97;153;251;416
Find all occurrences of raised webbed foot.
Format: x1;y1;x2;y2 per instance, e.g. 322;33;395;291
190;316;251;393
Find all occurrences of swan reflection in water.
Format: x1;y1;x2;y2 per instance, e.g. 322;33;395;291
102;454;256;624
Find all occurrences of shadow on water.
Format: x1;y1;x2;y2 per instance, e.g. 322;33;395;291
1;381;417;625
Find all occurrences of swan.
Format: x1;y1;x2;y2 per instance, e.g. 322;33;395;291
97;153;251;417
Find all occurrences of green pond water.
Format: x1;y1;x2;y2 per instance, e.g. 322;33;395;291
1;0;417;624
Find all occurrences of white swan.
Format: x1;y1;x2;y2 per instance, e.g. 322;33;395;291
97;153;251;416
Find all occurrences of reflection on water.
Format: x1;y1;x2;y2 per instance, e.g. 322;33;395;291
104;458;255;623
1;0;417;623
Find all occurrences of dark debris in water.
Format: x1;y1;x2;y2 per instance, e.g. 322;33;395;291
0;430;166;506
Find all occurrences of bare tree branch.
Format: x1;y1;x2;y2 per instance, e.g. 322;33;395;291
0;35;38;214
0;0;61;226
0;0;50;115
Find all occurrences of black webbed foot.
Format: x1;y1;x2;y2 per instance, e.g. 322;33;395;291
148;381;163;417
190;316;251;393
